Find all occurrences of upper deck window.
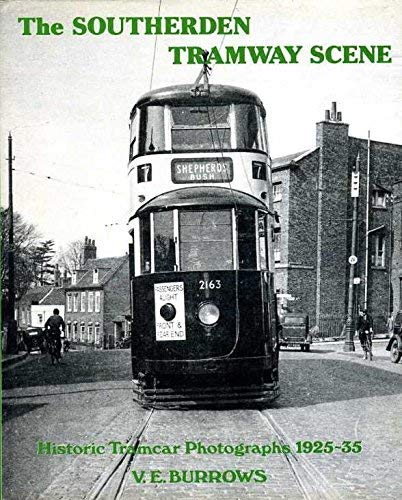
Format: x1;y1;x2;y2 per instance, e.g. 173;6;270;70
234;104;265;151
171;106;231;152
138;106;166;154
130;101;268;159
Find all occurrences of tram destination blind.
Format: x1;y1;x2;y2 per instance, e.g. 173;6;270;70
171;158;233;183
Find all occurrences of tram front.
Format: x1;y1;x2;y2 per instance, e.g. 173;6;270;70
128;84;280;408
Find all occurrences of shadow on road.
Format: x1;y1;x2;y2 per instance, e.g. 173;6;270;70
2;350;131;390
275;357;402;408
2;402;48;422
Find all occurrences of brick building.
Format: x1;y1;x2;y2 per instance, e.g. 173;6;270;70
272;103;402;336
64;238;130;349
17;286;65;329
391;180;402;313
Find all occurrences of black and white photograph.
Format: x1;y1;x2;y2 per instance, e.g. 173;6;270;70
1;0;401;498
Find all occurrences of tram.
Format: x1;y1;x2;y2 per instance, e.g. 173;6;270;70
128;80;280;408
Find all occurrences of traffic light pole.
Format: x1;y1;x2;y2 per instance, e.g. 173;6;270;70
344;154;360;352
6;132;18;354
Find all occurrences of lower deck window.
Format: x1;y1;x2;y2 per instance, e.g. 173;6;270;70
154;211;175;272
138;207;270;274
179;210;233;271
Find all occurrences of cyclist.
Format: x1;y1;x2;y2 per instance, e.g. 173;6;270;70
357;309;373;359
44;308;65;362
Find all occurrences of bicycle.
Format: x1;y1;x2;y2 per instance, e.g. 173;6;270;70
46;334;62;365
359;329;373;361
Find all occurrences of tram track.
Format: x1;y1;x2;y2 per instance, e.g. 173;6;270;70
84;407;340;500
259;410;341;500
86;409;155;500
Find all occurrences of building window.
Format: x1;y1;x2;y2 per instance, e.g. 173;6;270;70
81;292;86;312
372;189;387;208
67;294;72;312
72;271;77;285
371;234;385;267
66;323;71;339
73;322;78;340
88;324;93;342
38;314;43;324
95;291;101;312
93;269;99;284
80;322;86;341
88;292;94;312
95;323;100;343
73;293;78;312
273;229;281;263
273;183;282;202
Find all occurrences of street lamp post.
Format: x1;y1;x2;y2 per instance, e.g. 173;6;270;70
344;154;360;352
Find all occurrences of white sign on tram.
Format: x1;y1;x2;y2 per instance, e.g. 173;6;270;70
154;282;186;341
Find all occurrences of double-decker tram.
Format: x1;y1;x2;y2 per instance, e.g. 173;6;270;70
127;80;280;408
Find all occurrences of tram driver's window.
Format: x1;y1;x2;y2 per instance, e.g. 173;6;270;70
238;209;257;269
140;216;151;274
153;211;175;272
179;210;233;271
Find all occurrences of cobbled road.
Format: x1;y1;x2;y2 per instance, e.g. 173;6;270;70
2;341;401;499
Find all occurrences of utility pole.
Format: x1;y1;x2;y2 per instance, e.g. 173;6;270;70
363;131;371;310
6;132;18;354
344;153;360;352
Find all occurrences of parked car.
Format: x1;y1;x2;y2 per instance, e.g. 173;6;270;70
386;310;402;363
278;313;312;351
21;327;46;354
115;336;131;349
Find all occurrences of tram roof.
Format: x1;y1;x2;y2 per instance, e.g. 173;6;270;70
130;84;265;119
135;187;268;216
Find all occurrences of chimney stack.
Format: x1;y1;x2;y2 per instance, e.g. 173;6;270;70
324;102;343;123
54;263;61;287
83;236;97;263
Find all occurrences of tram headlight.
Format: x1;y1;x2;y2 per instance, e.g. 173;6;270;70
160;303;176;321
197;302;220;326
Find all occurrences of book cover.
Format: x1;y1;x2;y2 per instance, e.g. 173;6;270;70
1;1;401;499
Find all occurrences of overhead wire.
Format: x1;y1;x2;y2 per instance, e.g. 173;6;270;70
12;168;124;195
149;0;163;91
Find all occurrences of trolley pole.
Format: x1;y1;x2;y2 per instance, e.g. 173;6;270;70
344;154;360;352
6;132;18;354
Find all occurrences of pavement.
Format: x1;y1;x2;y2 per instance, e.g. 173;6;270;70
2;341;401;499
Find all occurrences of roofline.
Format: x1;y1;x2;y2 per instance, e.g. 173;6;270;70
130;84;266;119
272;147;318;171
350;136;402;148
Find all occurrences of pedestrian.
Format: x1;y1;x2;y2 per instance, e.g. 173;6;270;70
44;308;65;363
386;313;394;338
356;309;374;359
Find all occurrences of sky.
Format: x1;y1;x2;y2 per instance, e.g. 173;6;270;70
1;0;401;259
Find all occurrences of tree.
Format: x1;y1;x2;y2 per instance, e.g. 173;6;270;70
57;239;85;274
1;208;41;302
32;239;56;286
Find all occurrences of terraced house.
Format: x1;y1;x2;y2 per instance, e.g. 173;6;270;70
64;238;129;349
